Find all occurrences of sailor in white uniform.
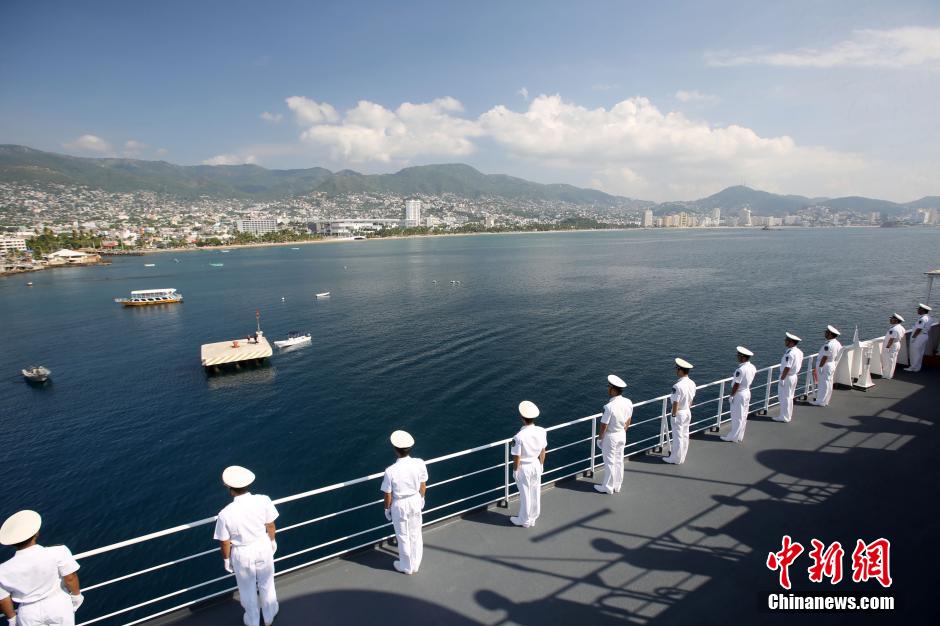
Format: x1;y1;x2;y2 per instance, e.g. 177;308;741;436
213;466;279;626
664;358;696;464
811;325;842;407
881;314;906;379
381;430;428;575
904;304;933;372
594;375;633;494
774;333;803;423
510;401;548;526
722;347;757;442
0;511;83;626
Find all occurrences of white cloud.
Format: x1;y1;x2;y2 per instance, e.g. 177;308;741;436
478;94;867;199
123;139;147;157
298;96;483;163
286;96;339;125
675;89;720;105
707;26;940;69
64;134;112;153
260;111;283;124
517;86;529;100
202;153;258;165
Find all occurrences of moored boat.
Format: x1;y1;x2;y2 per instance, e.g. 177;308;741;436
22;365;51;383
315;292;330;298
114;288;183;307
274;332;312;348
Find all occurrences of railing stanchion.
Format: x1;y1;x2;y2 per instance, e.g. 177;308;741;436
803;355;813;400
498;441;510;508
585;416;596;477
761;367;773;415
712;380;725;432
654;396;669;455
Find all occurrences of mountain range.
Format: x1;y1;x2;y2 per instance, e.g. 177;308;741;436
1;144;936;216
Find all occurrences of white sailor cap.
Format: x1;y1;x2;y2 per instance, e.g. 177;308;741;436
891;313;905;322
0;510;41;546
222;466;255;489
826;325;840;336
674;357;693;369
736;346;754;357
785;332;801;342
390;430;415;448
607;374;627;389
518;400;540;419
918;303;932;311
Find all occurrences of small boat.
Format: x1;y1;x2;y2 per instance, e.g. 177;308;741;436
144;263;156;267
221;250;231;253
115;288;183;307
291;247;300;250
315;292;330;298
210;263;224;267
274;333;312;349
432;280;437;284
26;282;33;287
281;297;286;302
174;258;181;263
22;365;51;383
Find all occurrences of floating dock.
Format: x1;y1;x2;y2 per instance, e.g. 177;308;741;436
200;331;272;368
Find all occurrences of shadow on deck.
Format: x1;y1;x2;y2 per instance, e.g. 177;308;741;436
154;371;937;625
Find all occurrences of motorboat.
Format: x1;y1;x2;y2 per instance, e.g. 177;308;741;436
22;365;51;383
144;263;156;267
210;263;224;267
315;292;330;298
274;333;312;349
26;282;33;286
114;288;183;307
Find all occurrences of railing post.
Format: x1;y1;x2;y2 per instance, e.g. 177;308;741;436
498;441;510;508
761;367;773;415
584;416;596;477
712;380;725;431
654;396;669;455
803;356;813;401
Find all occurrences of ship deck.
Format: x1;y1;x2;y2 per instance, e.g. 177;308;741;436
152;370;937;625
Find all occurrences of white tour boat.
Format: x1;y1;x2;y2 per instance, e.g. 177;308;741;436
22;365;51;383
114;288;183;307
274;332;312;348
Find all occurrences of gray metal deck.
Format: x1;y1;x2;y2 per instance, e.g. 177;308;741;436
155;371;937;625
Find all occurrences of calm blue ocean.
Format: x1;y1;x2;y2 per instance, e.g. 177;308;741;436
0;227;936;619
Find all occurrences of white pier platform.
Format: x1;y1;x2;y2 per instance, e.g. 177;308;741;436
200;332;273;367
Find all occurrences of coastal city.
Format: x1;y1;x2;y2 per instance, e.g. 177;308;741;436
1;179;937;276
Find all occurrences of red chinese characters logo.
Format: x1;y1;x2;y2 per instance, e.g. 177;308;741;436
767;537;892;588
807;539;844;584
851;538;892;588
766;535;804;590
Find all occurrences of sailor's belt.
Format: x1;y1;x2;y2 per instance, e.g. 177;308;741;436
519;458;540;464
394;492;420;500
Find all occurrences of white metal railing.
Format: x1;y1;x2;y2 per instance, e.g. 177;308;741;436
66;340;880;626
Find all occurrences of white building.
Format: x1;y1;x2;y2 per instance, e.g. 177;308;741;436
642;209;654;228
739;207;752;226
0;237;27;254
711;207;721;223
236;218;277;235
404;199;422;228
311;219;401;237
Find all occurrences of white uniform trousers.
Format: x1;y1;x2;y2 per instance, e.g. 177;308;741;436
391;494;424;574
231;539;278;626
514;461;543;526
666;409;691;464
777;374;797;422
813;364;835;406
727;390;751;442
600;432;626;493
881;346;900;379
908;336;927;372
15;590;74;626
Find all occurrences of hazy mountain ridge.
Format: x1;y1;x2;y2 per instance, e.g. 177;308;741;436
0;145;934;215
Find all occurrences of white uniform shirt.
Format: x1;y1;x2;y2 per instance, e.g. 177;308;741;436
213;493;279;547
817;339;842;368
780;347;803;376
886;323;905;349
732;361;757;392
380;457;428;498
671;377;697;411
600;395;633;434
511;424;548;461
914;314;932;337
0;545;79;603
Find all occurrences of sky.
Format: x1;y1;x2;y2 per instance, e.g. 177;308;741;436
1;0;938;202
